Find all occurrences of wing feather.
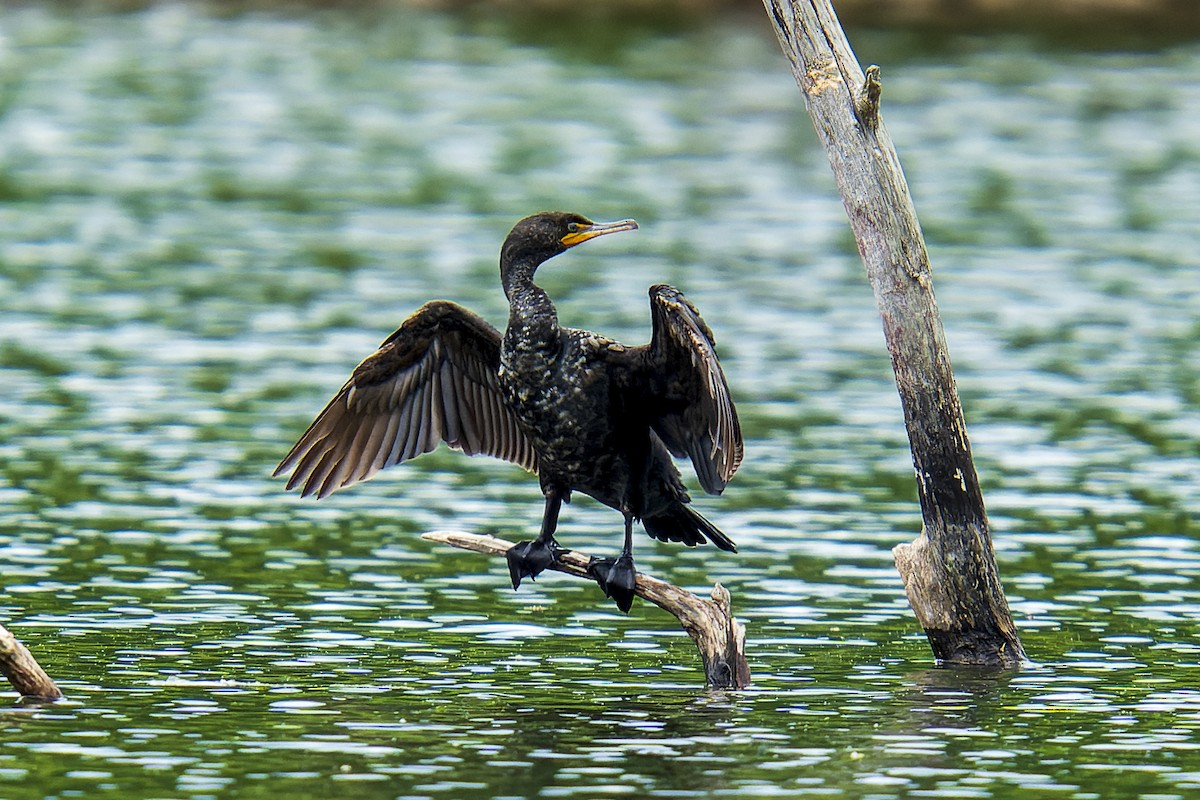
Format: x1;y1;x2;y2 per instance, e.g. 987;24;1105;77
374;408;403;474
354;405;390;483
275;300;538;498
424;367;443;454
436;361;460;446
646;284;743;495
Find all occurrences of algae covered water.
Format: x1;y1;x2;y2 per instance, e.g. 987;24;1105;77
0;4;1198;798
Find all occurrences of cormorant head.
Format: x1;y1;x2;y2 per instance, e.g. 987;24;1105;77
501;212;638;276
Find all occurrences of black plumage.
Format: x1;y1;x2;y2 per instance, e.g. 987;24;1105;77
275;212;743;612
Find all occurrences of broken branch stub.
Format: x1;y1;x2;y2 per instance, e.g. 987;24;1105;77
0;624;63;701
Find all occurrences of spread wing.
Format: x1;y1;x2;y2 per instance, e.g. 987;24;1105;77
646;284;743;495
274;300;537;498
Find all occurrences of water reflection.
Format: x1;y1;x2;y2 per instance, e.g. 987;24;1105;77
0;654;1197;798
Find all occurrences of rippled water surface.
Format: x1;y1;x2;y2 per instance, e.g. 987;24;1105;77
0;4;1198;798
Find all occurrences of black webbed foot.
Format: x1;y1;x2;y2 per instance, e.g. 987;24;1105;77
506;537;567;589
587;553;638;614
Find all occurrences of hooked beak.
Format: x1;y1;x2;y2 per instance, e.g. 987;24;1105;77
560;218;639;249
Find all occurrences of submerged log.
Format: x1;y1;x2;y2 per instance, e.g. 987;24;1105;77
762;0;1026;667
0;624;63;701
421;531;750;689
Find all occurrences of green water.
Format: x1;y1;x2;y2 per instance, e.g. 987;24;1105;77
0;3;1198;798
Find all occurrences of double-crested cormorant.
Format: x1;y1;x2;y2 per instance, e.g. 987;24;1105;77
275;212;743;613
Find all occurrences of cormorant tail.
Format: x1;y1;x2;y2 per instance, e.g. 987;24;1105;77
642;504;737;553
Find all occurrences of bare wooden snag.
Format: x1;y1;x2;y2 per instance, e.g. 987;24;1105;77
0;624;63;701
422;531;750;689
762;0;1026;667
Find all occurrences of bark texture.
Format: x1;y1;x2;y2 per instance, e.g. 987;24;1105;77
422;530;750;688
0;624;63;701
763;0;1026;667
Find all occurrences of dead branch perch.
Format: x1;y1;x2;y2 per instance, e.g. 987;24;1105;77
0;624;63;701
421;531;749;689
763;0;1026;667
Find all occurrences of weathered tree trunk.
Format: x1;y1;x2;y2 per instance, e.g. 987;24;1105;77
0;624;63;700
422;531;750;688
762;0;1026;666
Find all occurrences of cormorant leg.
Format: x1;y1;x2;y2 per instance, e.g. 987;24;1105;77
586;514;638;614
506;489;568;589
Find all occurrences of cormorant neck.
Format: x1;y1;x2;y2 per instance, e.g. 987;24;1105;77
501;254;542;303
501;254;559;339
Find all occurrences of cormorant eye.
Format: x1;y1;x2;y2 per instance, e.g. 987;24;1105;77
566;222;581;233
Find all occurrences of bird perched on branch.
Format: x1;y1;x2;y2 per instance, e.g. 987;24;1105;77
275;212;743;613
